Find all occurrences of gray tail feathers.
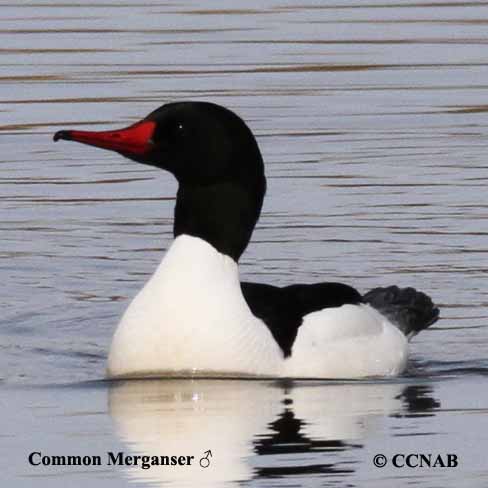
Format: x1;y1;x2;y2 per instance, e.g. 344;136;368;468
363;286;439;339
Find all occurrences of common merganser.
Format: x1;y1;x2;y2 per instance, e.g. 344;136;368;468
54;101;439;379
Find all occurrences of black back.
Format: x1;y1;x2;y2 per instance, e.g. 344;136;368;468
241;281;362;357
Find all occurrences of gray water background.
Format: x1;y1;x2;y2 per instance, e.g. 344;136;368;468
1;1;488;486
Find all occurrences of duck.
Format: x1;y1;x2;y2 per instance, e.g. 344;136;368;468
54;101;439;379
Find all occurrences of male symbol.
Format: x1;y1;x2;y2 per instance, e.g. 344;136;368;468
199;450;212;468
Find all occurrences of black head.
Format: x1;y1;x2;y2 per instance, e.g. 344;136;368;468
54;102;267;261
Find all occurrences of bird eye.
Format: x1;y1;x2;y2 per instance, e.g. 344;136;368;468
150;120;186;145
170;122;185;139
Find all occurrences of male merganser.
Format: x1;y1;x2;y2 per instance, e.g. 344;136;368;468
54;102;439;379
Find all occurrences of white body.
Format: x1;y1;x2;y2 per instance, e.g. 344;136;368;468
108;235;408;379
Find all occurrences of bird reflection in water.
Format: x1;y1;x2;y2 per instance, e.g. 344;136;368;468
108;379;439;487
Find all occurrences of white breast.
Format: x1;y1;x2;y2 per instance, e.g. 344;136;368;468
107;235;283;378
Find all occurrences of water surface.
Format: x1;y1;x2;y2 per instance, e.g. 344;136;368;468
1;1;487;486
